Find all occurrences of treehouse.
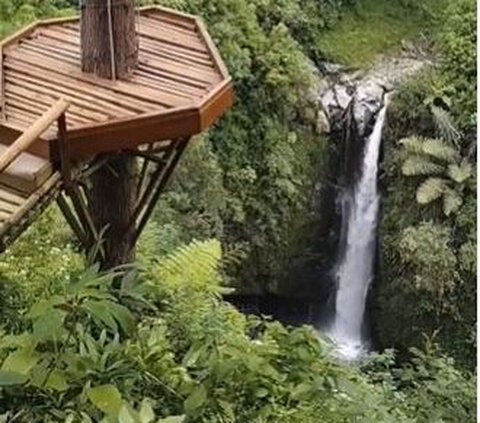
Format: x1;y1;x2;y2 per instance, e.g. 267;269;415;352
0;6;233;254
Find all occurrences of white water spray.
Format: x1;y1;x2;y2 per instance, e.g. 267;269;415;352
331;103;387;360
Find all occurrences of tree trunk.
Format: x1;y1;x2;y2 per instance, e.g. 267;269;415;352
81;0;138;268
89;154;137;269
81;0;138;80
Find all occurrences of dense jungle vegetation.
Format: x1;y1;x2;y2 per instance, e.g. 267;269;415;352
0;0;476;421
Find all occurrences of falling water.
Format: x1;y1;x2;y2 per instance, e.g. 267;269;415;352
330;103;387;360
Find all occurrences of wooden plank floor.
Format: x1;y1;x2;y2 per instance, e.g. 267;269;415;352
0;8;225;143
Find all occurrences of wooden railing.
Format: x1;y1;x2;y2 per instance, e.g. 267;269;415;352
0;98;70;174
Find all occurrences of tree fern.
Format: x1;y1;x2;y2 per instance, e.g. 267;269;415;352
416;177;447;204
431;105;461;146
399;136;426;155
443;188;463;216
447;161;473;184
155;239;223;291
402;156;444;176
421;138;460;163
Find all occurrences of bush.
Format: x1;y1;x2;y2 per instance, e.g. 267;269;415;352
0;239;474;422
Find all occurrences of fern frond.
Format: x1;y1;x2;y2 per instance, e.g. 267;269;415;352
416;177;448;204
156;239;222;289
402;156;444;176
422;138;460;163
431;105;461;146
447;160;473;184
399;136;426;155
442;188;463;216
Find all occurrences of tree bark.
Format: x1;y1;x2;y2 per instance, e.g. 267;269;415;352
89;154;137;269
81;0;138;80
81;0;138;269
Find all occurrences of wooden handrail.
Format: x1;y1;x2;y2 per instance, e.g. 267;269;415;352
0;98;70;174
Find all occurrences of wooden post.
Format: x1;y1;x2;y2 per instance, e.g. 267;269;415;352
81;0;138;269
80;0;138;80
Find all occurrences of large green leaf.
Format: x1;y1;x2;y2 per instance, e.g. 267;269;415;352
157;417;185;423
46;369;68;392
184;385;207;415
0;370;27;386
139;399;155;423
118;404;137;423
105;301;136;335
402;156;444;176
416;178;447;204
1;348;39;375
87;384;123;416
83;300;118;332
27;295;65;319
32;309;66;342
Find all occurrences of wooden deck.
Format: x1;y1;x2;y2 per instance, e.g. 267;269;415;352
0;6;233;159
0;7;233;253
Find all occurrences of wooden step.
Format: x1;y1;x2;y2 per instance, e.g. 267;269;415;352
0;144;52;194
0;184;24;223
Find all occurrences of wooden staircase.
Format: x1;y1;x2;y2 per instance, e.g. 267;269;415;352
0;99;68;250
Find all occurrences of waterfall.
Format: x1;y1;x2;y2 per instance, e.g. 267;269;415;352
330;103;387;360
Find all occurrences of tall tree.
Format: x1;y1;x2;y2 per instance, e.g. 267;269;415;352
80;0;138;268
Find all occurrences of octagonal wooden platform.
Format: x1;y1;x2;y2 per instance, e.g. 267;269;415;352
0;6;233;159
0;6;233;252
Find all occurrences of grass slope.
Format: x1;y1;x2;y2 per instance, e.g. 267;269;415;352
318;0;447;68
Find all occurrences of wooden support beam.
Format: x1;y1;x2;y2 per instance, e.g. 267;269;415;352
56;112;72;186
0;46;5;121
65;184;104;259
0;99;70;174
0;172;61;238
80;156;110;180
56;193;89;248
127;150;166;164
133;137;190;243
131;141;177;225
136;145;153;197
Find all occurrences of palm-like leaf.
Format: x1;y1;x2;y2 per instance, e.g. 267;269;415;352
422;138;460;163
442;188;463;216
447;160;473;184
399;136;425;155
416;177;447;204
402;156;444;176
431;105;461;146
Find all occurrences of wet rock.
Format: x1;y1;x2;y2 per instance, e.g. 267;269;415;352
352;80;385;137
316;109;331;134
334;84;353;110
316;53;431;138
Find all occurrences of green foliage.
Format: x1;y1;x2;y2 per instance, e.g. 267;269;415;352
0;0;73;37
135;0;337;293
376;0;476;369
0;239;474;421
0;208;83;331
438;0;477;130
0;0;476;420
399;133;474;216
317;0;447;67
